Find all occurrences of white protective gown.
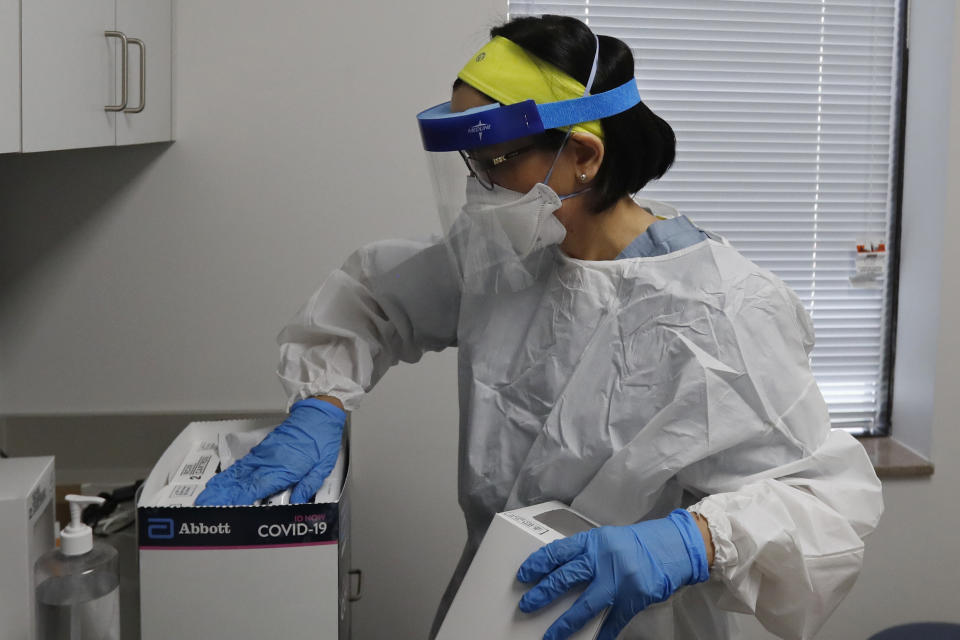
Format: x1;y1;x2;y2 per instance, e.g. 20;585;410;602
276;216;883;640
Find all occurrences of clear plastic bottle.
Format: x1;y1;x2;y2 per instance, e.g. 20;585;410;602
35;495;120;640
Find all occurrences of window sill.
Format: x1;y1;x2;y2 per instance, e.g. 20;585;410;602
856;435;934;478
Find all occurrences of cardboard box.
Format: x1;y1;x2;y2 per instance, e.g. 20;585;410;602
0;456;56;640
137;418;353;640
437;501;607;640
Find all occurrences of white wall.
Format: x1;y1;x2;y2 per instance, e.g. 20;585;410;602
1;1;958;639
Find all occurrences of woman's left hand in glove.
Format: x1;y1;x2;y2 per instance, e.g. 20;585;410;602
516;509;710;640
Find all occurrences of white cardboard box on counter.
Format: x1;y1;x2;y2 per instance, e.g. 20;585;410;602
0;456;55;640
436;501;606;640
137;418;353;640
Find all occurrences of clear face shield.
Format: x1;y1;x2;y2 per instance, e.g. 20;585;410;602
421;109;569;294
416;36;642;293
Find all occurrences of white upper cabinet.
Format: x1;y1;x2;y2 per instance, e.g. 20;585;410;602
0;0;20;154
20;0;172;153
117;0;172;146
22;0;116;152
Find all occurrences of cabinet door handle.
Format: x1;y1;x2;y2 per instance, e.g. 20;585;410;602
104;31;128;111
124;38;145;113
348;569;363;602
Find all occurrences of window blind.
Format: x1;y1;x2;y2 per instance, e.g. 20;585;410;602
508;0;905;432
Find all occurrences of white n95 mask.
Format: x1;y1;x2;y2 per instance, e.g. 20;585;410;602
426;147;583;294
462;177;567;257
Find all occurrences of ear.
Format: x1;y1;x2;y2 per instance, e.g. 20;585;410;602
569;132;604;182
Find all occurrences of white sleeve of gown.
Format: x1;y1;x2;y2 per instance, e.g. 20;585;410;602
682;276;884;640
275;237;460;411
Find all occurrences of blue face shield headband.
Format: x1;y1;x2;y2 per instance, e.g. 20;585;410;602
416;78;642;153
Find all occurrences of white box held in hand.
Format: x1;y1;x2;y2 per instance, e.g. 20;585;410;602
437;501;608;640
137;418;354;640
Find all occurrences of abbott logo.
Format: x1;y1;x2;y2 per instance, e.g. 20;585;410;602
146;517;175;540
179;522;231;535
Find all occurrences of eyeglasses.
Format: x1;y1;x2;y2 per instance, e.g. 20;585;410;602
459;144;536;190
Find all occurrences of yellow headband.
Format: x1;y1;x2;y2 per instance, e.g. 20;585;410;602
457;36;604;139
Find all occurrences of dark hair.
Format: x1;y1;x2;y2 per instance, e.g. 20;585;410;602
455;15;676;213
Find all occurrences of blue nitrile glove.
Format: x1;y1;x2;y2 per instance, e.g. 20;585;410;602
516;509;709;640
195;398;346;506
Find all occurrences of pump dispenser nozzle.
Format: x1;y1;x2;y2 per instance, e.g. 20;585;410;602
62;494;105;556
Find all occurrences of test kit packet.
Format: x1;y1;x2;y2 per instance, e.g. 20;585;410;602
137;418;354;640
437;501;609;640
166;438;218;487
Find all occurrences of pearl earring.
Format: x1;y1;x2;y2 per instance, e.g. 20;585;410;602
579;173;588;183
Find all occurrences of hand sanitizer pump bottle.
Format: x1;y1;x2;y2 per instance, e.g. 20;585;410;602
35;495;120;640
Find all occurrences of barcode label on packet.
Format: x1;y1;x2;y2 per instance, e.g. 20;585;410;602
504;513;551;537
150;483;203;507
171;484;201;498
176;454;215;481
171;440;220;485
